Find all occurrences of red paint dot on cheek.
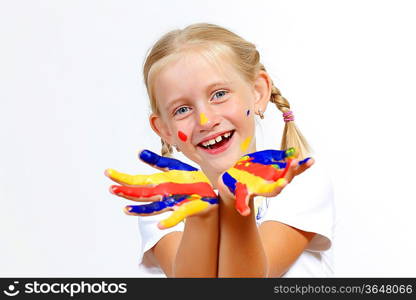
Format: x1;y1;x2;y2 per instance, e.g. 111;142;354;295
178;131;188;142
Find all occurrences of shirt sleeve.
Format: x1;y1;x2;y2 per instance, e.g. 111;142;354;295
259;157;336;252
137;210;184;273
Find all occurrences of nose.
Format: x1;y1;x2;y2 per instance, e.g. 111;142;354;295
197;107;220;132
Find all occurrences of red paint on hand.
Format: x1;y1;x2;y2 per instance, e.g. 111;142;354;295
234;161;286;181
111;182;217;198
235;182;250;216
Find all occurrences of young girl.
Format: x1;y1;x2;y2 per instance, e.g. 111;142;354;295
106;23;334;277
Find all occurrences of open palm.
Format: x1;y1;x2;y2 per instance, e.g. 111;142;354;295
105;150;218;229
219;148;313;216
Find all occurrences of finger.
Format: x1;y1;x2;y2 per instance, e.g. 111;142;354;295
295;157;315;176
124;198;177;215
235;182;251;216
105;168;153;186
139;149;198;171
124;194;187;215
299;157;312;166
222;171;237;195
244;150;287;165
158;197;211;229
110;182;217;200
106;168;210;186
234;161;287;181
124;195;218;217
226;167;287;196
283;159;299;184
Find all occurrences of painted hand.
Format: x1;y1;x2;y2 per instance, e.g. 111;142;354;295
105;150;218;229
220;148;314;216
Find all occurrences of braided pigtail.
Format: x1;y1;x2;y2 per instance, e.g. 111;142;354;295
160;139;173;157
269;83;312;160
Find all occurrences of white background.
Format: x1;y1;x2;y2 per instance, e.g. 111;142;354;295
1;0;415;277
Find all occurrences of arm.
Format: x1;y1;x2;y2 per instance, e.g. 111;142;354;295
218;197;267;277
218;196;315;277
217;151;316;277
153;206;219;277
258;221;315;277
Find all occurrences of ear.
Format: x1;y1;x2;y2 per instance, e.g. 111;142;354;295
253;70;272;114
149;113;174;145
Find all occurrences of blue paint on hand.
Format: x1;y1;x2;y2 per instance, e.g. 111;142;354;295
201;197;219;205
299;157;311;165
139;149;198;171
126;194;218;215
246;150;288;165
126;195;187;214
222;172;237;194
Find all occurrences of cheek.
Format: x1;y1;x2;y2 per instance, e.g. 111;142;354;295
224;101;253;128
174;121;194;144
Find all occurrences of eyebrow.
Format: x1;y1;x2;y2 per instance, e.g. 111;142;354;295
165;80;232;112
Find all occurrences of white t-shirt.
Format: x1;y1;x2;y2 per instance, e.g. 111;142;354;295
136;159;336;277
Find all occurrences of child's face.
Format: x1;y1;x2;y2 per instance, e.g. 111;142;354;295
150;51;267;178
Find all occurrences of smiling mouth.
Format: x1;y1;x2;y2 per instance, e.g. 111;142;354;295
197;130;235;150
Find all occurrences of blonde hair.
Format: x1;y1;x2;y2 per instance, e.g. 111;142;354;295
143;23;312;159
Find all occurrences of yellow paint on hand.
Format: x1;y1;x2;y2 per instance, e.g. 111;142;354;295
159;197;209;229
200;113;208;125
106;169;210;185
240;136;252;152
227;167;287;195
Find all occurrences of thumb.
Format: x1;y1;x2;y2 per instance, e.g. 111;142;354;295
218;171;237;199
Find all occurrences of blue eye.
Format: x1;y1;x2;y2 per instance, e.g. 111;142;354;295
212;90;228;100
174;106;191;116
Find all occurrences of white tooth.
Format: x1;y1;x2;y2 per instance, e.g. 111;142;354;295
208;139;216;145
215;136;222;143
224;132;230;138
202;141;210;147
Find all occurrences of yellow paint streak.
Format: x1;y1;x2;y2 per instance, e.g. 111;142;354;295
227;168;287;194
240;136;252;152
159;197;209;229
106;169;210;185
200;113;208;125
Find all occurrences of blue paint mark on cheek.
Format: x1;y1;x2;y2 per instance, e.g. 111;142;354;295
222;172;237;194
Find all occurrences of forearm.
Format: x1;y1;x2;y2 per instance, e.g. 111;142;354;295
218;198;268;277
172;206;219;277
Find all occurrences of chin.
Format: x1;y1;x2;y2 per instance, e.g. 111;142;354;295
209;159;235;174
200;150;241;178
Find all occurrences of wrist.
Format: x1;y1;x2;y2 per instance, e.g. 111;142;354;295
219;193;256;216
218;192;235;208
186;204;218;222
